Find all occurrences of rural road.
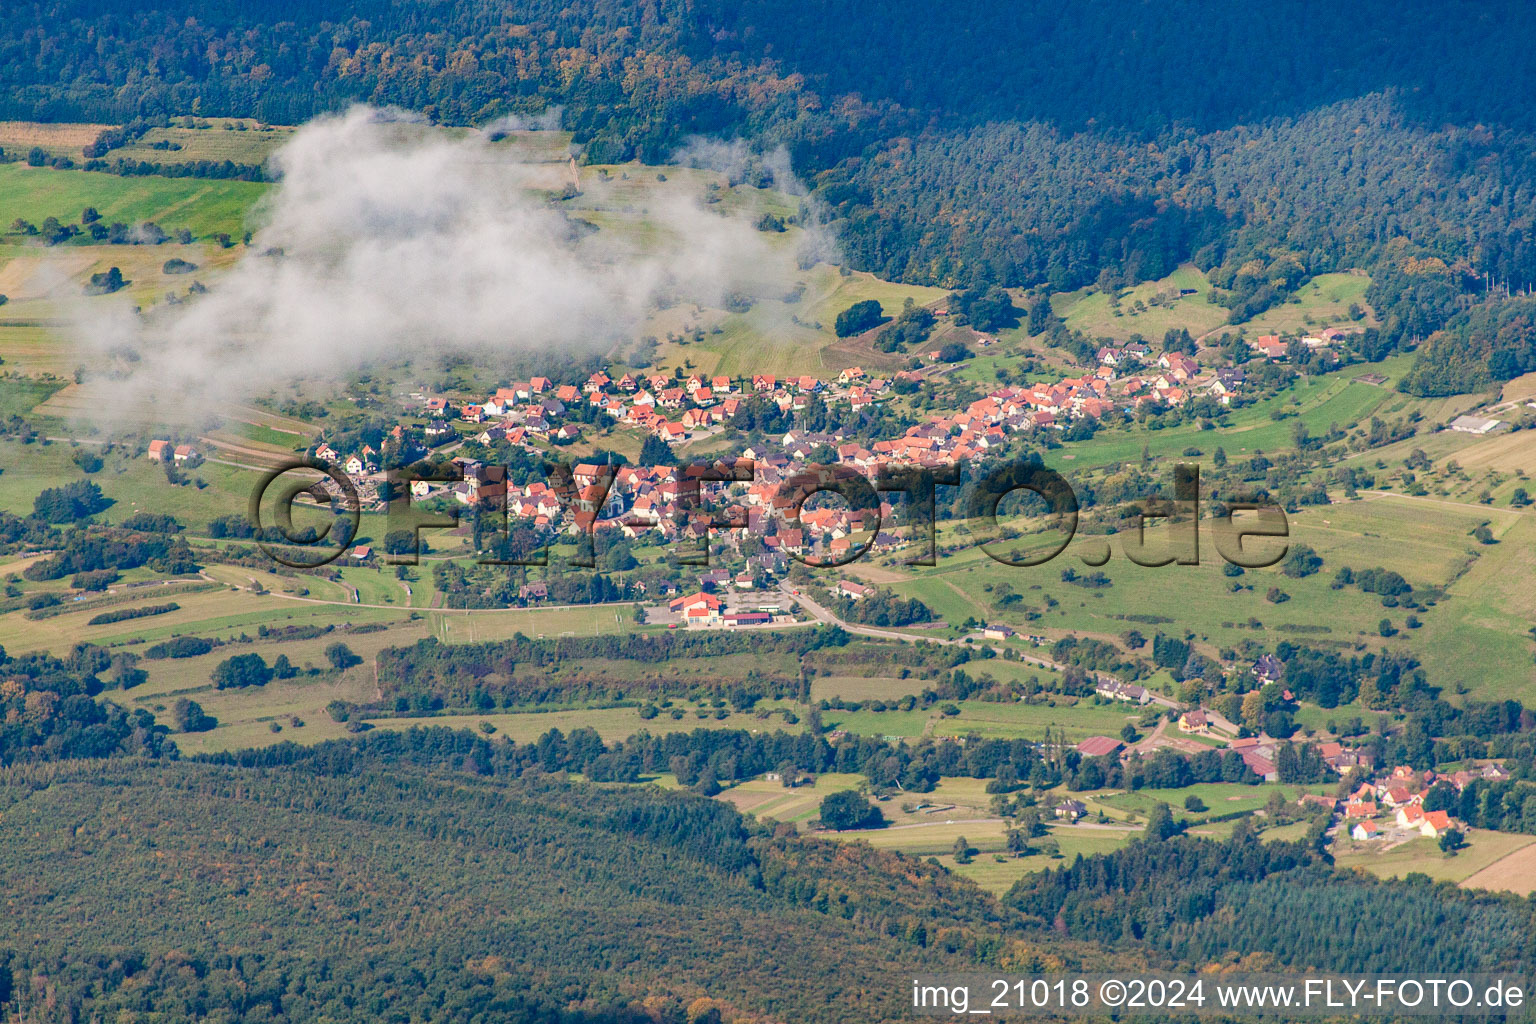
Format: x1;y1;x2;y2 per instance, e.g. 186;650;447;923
782;584;1182;710
853;816;1141;834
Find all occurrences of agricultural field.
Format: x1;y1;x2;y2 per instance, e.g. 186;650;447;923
1239;273;1375;338
0;122;1525;923
366;703;787;747
110;122;294;163
1458;840;1536;896
0;163;267;241
880;489;1528;700
0;121;112;161
1334;829;1536;890
1054;265;1231;342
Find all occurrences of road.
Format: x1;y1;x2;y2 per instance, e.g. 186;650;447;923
779;584;1182;710
854;815;1142;835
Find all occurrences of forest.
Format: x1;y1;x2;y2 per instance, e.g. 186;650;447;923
2;728;1531;1020
1006;822;1534;973
2;2;1536;389
0;753;1023;1022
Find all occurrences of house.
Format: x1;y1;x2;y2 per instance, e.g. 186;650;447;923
172;443;199;462
836;580;871;601
1179;709;1210;734
1095;680;1150;705
670;592;723;616
519;582;549;602
1351;821;1381;841
1419;810;1455;838
1075;736;1123;758
1395;804;1426;829
1157;352;1198;379
1053;799;1087;821
982;624;1016;641
1242;750;1278;782
350;545;372;562
1253;654;1284;683
1344;800;1377;819
1255;335;1287;360
147;439;170;461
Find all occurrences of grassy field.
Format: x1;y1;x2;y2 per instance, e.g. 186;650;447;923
939;827;1135;894
0;122;111;160
370;704;782;746
431;604;651;642
886;489;1500;666
1334;828;1535;887
0;435;262;530
1050;266;1373;346
0;583;414;657
1097;782;1334;824
1458;839;1536;896
1240;273;1375;337
820;696;1139;743
717;773;868;824
1055;265;1230;342
0;163;267;241
112;123;294;163
1048;370;1398;472
0;239;249;322
637;262;945;378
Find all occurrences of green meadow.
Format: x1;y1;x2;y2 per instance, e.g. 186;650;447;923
0;163;267;240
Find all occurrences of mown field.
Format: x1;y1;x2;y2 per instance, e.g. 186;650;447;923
1050;265;1374;345
0;163;266;240
878;488;1525;699
822;696;1140;743
1334;828;1536;887
111;122;293;163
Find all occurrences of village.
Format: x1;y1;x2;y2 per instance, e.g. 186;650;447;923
262;330;1320;565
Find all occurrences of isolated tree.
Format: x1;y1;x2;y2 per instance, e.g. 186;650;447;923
1281;544;1322;578
1006;828;1029;856
325;643;362;671
171;697;215;732
212;652;272;690
1144;802;1180;841
640;433;675;466
820;789;884;830
835;299;886;337
1027;294;1055;335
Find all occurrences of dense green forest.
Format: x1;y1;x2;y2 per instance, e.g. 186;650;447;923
1006;824;1535;973
4;1;1536;389
2;731;1531;1020
0;746;1059;1023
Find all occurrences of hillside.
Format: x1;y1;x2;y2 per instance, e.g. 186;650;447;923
0;745;1071;1022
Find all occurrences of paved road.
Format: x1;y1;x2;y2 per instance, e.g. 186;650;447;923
780;584;1182;710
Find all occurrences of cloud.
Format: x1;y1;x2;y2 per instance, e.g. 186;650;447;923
75;105;807;420
673;136;841;269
